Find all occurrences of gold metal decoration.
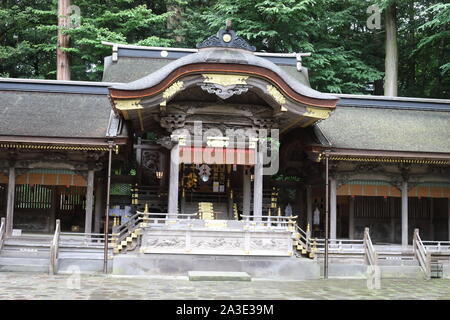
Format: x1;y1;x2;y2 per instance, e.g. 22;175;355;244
163;81;184;99
115;99;143;111
160;81;184;106
222;33;232;43
266;85;286;105
0;144;110;152
183;172;198;190
317;154;450;165
202;74;249;86
137;109;145;131
304;106;331;119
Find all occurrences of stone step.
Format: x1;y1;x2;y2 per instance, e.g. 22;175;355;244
379;265;424;279
58;246;105;252
188;271;251;281
6;235;53;242
0;249;49;258
0;256;49;266
378;258;419;266
0;264;49;273
58;252;105;259
57;258;105;273
4;240;51;247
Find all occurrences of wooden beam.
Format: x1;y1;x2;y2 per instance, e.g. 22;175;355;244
84;170;94;233
94;177;105;233
390;197;396;243
401;181;408;247
243;167;251;216
306;185;313;229
448;199;450;242
168;143;179;214
5;166;15;235
253;151;263;217
349;196;355;240
330;177;337;240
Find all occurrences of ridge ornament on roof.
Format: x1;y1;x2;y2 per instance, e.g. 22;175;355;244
196;21;256;52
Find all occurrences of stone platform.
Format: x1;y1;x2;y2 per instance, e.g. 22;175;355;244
188;271;251;281
138;219;294;256
112;253;320;280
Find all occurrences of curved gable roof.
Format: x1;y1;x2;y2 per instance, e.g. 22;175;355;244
109;48;338;108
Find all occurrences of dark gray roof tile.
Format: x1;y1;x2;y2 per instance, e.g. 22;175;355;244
316;106;450;153
0;90;112;138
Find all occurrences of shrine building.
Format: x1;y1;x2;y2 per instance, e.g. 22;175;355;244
0;27;449;279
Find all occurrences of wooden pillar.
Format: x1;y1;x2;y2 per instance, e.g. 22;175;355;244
390;197;396;243
429;198;434;241
448;198;450;241
306;185;313;229
84;170;94;234
180;188;186;214
49;186;57;233
168;143;179;215
348;196;355;240
401;181;408;247
136;137;143;184
253;150;263;217
227;189;234;220
5;166;15;235
243;167;251;216
330;177;337;239
94;178;105;233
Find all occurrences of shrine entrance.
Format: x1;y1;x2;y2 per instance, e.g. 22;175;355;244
180;164;242;220
177;144;256;220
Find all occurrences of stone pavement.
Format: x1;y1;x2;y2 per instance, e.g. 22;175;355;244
0;272;448;300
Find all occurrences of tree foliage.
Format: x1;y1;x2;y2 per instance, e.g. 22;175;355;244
0;0;448;98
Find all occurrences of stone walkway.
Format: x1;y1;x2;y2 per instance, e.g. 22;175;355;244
0;273;448;300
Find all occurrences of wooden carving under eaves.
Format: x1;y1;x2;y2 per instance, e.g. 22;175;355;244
160;114;186;132
252;118;278;130
199;74;252;100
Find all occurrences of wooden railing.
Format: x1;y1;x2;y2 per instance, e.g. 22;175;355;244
112;211;198;247
59;232;114;248
363;227;378;266
422;240;450;253
295;224;310;251
0;217;5;251
49;219;61;275
240;215;297;230
413;229;431;280
314;238;365;253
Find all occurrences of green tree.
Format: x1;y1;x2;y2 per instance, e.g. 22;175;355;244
0;0;448;98
175;0;383;94
0;0;172;80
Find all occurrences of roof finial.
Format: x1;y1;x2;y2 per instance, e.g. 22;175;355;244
196;21;256;51
225;19;232;30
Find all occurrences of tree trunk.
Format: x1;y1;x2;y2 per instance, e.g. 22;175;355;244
384;4;398;96
57;0;71;80
167;3;183;43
